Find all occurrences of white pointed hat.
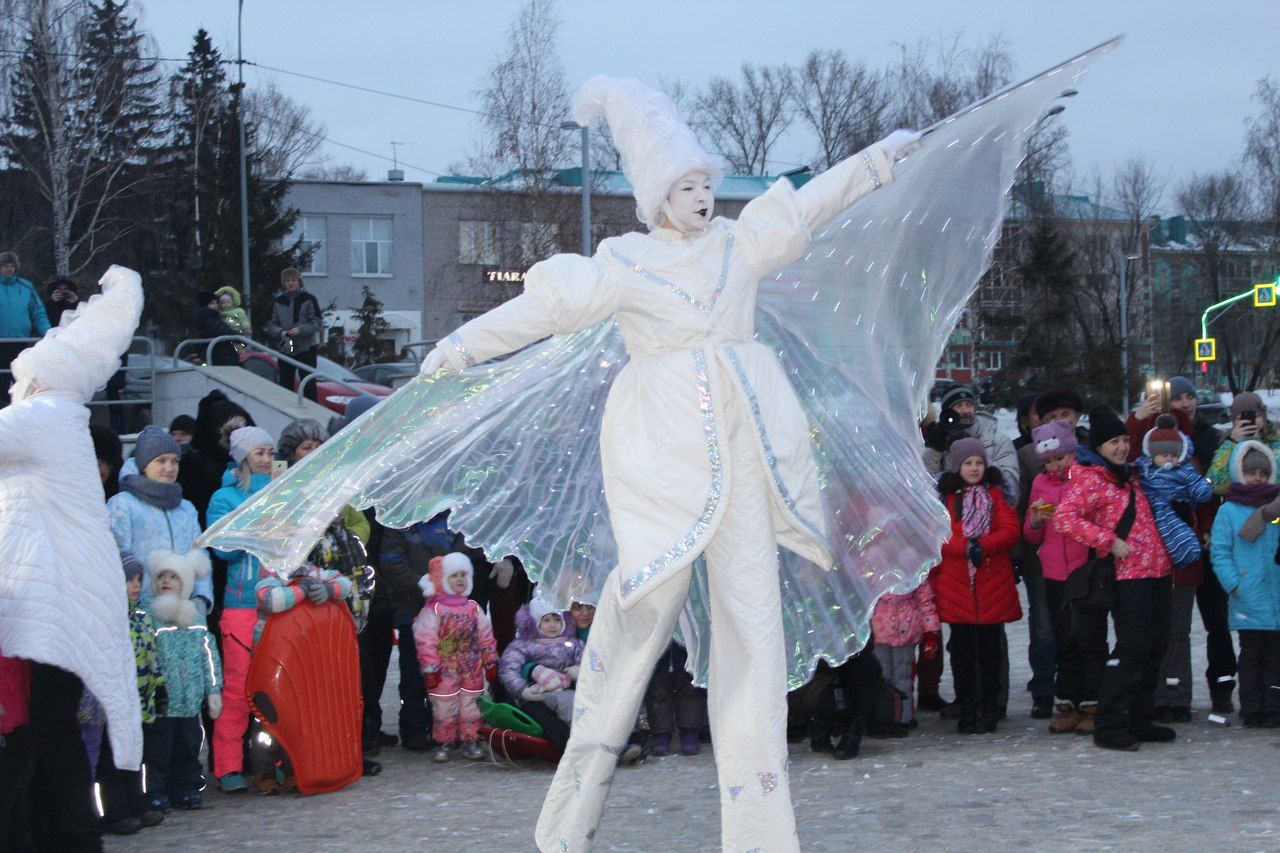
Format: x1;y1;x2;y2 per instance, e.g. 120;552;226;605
11;265;143;402
572;75;722;230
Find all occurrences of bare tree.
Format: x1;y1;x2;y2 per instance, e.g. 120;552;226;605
243;80;326;179
886;32;1015;129
298;162;368;181
793;49;888;170
695;62;794;175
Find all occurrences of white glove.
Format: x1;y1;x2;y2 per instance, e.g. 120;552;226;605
875;128;922;163
520;686;544;702
206;693;223;720
565;665;580;682
419;347;451;377
489;557;516;590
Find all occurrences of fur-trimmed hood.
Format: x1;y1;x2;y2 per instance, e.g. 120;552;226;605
146;549;211;628
515;601;572;641
214;285;242;308
1230;439;1277;484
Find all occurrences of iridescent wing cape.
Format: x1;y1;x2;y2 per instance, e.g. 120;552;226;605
199;40;1116;688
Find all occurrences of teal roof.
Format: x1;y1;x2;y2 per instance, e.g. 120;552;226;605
437;166;813;196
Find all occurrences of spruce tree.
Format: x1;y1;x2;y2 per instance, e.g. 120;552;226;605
1003;215;1079;392
350;284;390;366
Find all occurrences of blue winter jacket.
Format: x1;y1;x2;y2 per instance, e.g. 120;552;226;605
153;621;222;718
1135;456;1213;569
0;274;50;339
107;490;210;610
1211;499;1280;632
206;470;271;610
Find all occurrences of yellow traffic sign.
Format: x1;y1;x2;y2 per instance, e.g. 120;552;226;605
1255;281;1277;308
1194;337;1216;362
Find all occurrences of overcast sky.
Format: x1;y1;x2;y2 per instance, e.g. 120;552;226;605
137;0;1277;212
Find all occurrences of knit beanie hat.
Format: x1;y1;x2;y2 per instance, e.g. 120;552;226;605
133;424;180;472
276;418;327;462
119;549;144;581
939;384;976;412
0;251;18;267
196;290;217;307
1144;414;1184;460
1032;418;1077;462
1169;376;1195;400
228;425;274;464
946;437;987;472
529;598;565;635
1087;405;1127;450
1229;391;1264;420
1034;387;1085;420
91;422;123;466
169;414;197;435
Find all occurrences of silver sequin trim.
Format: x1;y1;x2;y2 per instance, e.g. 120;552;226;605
621;348;722;598
759;771;780;795
443;332;476;368
862;153;881;189
609;231;735;316
588;648;604;673
600;741;627;756
724;348;826;545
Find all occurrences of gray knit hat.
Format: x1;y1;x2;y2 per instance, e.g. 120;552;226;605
228;426;275;464
119;549;144;581
1229;391;1264;420
133;424;180;473
276;418;326;462
0;250;17;268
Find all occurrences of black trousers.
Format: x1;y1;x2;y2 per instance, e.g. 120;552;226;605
29;662;101;852
1096;577;1172;737
0;724;35;850
947;623;1005;708
278;346;319;402
1237;630;1280;715
394;617;432;738
521;701;571;751
143;717;205;800
1045;578;1109;705
360;596;395;739
1196;566;1238;688
645;668;708;736
96;737;146;824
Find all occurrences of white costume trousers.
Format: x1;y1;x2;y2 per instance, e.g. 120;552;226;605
535;390;798;852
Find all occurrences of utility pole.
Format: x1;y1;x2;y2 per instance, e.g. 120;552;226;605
562;122;591;255
1118;252;1141;414
237;0;251;316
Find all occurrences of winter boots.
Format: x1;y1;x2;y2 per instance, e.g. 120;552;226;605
679;729;701;756
958;705;978;735
832;716;866;760
1074;703;1097;735
1210;680;1236;715
1049;702;1082;734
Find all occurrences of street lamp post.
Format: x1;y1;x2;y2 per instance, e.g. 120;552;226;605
1119;252;1142;414
562;122;591;256
237;0;251;316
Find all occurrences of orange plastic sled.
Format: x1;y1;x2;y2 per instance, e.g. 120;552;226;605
481;724;563;764
247;592;363;794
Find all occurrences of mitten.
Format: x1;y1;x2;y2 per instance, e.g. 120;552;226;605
484;664;498;683
300;576;330;605
520;686;544;702
531;664;556;686
489;557;516;590
921;634;940;661
875;128;922;162
565;665;580;682
924;420;949;452
967;538;984;567
424;672;442;690
206;693;223;720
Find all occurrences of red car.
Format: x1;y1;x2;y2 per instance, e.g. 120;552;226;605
239;352;393;414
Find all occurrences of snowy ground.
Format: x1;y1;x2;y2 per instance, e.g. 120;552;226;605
110;601;1280;853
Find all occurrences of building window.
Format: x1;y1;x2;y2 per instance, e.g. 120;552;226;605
286;216;326;275
517;222;559;265
351;217;393;276
986;350;1003;371
459;221;500;265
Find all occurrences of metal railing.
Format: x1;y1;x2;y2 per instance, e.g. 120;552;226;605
1;336;157;421
399;339;439;369
172;335;370;407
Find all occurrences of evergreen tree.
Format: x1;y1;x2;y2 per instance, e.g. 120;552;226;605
350;284;390;366
998;215;1080;394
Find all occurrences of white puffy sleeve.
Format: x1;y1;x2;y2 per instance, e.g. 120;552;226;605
438;252;618;370
0;400;36;463
735;144;895;276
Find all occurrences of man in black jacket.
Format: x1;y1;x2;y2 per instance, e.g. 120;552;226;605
264;268;323;402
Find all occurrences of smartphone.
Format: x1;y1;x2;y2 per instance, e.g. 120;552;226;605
1147;380;1171;413
1240;410;1257;425
270;460;288;479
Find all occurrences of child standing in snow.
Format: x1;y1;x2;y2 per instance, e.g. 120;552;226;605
1134;414;1213;570
1210;441;1280;727
870;581;939;731
412;552;497;763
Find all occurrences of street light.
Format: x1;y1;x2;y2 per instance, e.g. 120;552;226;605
561;121;591;256
236;0;251;316
1119;252;1142;414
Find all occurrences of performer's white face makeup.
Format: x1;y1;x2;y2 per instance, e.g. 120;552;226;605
446;572;469;594
663;171;714;231
959;455;986;485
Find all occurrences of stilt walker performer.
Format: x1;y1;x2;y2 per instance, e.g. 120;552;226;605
201;41;1117;852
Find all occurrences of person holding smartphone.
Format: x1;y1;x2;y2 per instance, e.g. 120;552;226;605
1209;392;1278;495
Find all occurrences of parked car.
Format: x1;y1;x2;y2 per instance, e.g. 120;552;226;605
353;362;418;389
1196;389;1229;424
239;352;393;414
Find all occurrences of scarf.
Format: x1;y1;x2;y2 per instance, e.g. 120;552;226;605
960;485;992;581
121;473;183;510
1227;482;1280;508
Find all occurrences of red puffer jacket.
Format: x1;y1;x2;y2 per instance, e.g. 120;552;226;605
931;485;1023;625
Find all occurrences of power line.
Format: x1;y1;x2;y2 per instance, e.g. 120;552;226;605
244;61;485;120
249;109;447;178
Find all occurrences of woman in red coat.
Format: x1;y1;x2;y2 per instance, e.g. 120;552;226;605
933;438;1022;734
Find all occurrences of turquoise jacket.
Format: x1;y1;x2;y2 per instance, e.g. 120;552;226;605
1211;496;1280;633
207;470;271;609
153;620;221;718
0;274;50;338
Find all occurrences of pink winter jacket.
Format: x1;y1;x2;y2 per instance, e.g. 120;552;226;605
1023;470;1091;582
871;583;940;647
0;652;31;733
412;594;497;696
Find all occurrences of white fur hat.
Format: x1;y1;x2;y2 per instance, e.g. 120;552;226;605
572;75;722;230
146;549;212;628
529;597;564;630
418;551;475;599
10;265;143;402
229;426;275;464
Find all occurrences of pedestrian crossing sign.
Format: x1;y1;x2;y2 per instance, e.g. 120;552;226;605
1194;338;1216;362
1255;280;1277;307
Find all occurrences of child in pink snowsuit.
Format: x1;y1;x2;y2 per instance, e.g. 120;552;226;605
412;552;497;762
871;583;940;727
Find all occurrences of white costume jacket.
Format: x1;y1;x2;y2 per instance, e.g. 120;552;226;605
440;146;895;608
